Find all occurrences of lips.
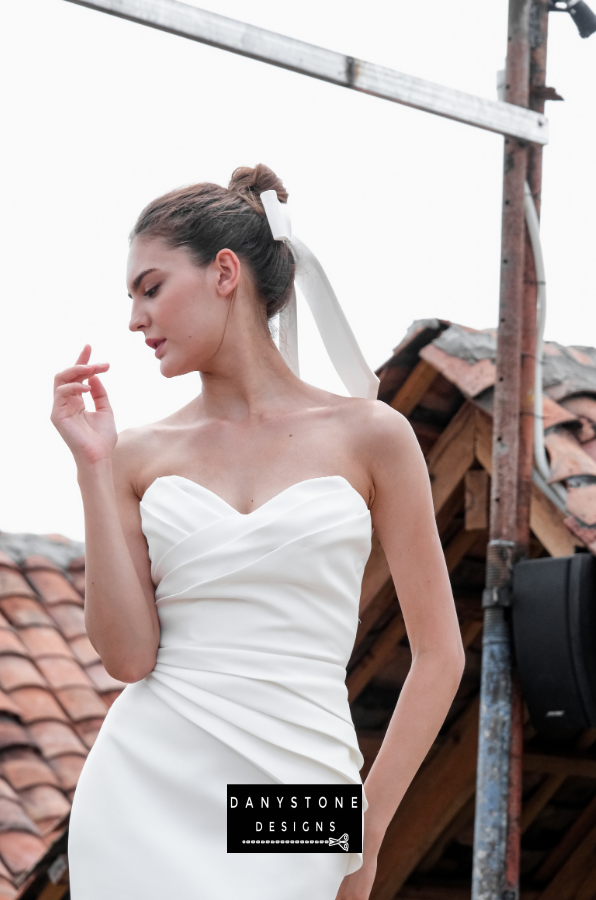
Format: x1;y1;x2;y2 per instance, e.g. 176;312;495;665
145;338;166;358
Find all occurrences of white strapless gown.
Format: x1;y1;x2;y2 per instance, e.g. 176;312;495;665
68;475;372;899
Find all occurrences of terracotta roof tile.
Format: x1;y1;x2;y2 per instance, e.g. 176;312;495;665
101;689;122;709
0;559;17;573
0;573;35;603
85;662;127;693
68;556;85;573
74;717;105;748
0;879;16;899
0;800;39;837
27;721;86;759
9;688;69;725
420;342;496;398
69;635;99;667
35;658;91;691
0;754;60;792
0;555;124;892
56;688;107;723
0;856;13;882
19;786;70;825
544;429;596;483
48;754;85;791
68;569;85;597
0;634;26;660
0;721;37;754
0;659;46;693
46;603;86;640
21;557;61;574
0;599;53;630
0;832;47;876
0;694;20;721
0;783;18;805
25;571;82;607
16;628;72;661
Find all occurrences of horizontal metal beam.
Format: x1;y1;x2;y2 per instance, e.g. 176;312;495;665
64;0;549;144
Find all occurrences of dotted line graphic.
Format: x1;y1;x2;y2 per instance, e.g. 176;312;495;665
242;839;335;844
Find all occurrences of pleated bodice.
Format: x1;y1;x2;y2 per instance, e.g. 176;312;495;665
139;475;372;792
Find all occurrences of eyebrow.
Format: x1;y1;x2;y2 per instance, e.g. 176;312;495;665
128;267;158;297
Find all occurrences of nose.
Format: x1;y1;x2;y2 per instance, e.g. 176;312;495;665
129;298;150;333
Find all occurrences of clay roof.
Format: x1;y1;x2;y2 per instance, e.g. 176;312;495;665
0;549;125;897
378;318;596;555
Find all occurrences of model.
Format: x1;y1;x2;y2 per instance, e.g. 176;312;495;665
51;164;464;900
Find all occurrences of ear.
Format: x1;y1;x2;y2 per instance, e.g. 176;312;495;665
213;248;241;297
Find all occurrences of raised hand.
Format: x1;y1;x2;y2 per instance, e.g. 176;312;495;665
51;345;117;467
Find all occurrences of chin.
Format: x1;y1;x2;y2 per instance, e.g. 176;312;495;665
159;356;196;379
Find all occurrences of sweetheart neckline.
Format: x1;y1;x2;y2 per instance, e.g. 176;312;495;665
141;474;370;518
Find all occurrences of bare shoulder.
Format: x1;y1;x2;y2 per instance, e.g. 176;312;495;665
111;422;164;499
332;396;418;457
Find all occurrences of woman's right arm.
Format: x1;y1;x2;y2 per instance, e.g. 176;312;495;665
51;346;160;682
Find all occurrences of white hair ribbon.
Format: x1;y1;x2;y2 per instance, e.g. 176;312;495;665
260;190;379;401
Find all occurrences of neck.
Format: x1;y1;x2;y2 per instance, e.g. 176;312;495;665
197;298;305;421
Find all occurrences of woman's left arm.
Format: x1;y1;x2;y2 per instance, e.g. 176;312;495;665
337;404;466;900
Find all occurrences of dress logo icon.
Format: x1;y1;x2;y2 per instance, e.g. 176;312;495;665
227;785;362;854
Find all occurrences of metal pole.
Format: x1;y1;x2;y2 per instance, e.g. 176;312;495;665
505;5;551;894
62;0;548;144
472;1;531;898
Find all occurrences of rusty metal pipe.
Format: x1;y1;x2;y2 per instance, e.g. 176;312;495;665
472;1;531;897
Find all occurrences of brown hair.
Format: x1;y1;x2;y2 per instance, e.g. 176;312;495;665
130;164;295;319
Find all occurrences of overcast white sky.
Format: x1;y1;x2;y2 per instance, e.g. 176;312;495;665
1;0;595;542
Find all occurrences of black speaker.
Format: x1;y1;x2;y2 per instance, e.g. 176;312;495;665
512;553;596;732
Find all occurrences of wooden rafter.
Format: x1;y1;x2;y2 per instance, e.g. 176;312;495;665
534;791;596;884
389;360;438;416
426;402;476;516
536;823;596;900
521;731;596;833
474;409;576;557
523;753;596;779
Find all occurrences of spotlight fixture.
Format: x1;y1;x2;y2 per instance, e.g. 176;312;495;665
550;0;596;38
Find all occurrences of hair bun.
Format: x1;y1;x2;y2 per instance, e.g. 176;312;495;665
228;164;288;214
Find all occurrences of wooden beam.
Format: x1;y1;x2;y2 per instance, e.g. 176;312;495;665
390;360;438;416
524;753;596;779
371;698;479;900
521;774;565;833
360;532;392;616
575;864;596;900
464;469;489;531
397;888;538;900
37;883;69;900
426;402;476;516
536;823;596;900
529;484;577;557
416;795;476;873
396;887;478;900
347;614;406;703
436;479;465;537
534;791;596;884
354;579;396;652
444;527;482;574
521;730;596;834
474;409;576;557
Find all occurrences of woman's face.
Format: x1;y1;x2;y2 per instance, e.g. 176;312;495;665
127;235;237;378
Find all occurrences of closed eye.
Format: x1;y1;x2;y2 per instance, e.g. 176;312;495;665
144;284;160;298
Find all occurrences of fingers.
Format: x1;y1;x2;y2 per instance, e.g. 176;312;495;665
54;362;109;390
88;375;113;413
53;382;92;405
76;345;92;366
